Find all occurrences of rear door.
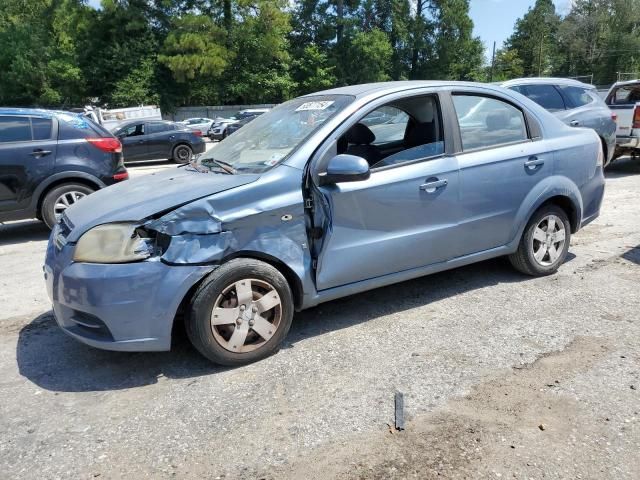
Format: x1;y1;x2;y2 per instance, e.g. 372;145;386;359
451;92;550;256
146;122;176;159
0;115;56;214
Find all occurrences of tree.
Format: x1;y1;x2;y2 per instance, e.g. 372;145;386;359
159;14;229;82
111;58;160;107
491;48;525;81
504;0;561;77
292;45;337;95
341;28;393;84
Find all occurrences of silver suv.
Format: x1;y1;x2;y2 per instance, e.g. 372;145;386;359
501;78;616;166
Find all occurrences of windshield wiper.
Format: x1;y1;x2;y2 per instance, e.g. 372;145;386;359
201;158;236;174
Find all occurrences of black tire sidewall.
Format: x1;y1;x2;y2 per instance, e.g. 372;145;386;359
188;259;294;366
522;205;571;275
173;144;193;163
41;183;94;229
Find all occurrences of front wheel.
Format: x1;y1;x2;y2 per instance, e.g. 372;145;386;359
187;259;294;366
172;144;193;164
509;205;571;276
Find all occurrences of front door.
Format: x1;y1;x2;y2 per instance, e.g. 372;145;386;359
314;94;459;290
119;122;148;161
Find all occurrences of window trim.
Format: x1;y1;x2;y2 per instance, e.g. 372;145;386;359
450;91;534;155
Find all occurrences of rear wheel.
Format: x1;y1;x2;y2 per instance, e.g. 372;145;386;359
509;205;571;276
187;259;294;366
172;144;193;164
41;183;95;229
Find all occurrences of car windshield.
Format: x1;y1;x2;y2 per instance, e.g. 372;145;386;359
195;95;354;174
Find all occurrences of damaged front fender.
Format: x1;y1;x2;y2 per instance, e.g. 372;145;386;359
145;165;319;308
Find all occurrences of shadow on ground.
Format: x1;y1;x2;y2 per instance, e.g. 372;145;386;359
0;220;49;246
17;257;534;393
605;155;640;178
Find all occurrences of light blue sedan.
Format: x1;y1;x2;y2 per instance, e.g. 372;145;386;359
45;81;605;365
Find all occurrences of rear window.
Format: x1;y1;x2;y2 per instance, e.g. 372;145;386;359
57;113;109;140
607;85;640;105
515;84;566;111
559;86;595;108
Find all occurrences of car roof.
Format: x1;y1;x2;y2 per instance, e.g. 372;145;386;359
610;79;640;87
119;119;175;127
308;80;520;99
500;77;596;89
0;107;78;118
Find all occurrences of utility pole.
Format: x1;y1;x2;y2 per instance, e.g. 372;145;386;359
538;34;544;76
490;41;496;82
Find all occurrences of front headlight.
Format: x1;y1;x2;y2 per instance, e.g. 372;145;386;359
73;223;153;263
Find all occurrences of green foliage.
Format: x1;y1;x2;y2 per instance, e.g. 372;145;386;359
504;0;561;77
341;29;393;84
159;14;229;82
8;0;639;110
292;45;337;95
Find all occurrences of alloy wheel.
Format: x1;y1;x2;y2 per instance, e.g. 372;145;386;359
531;214;566;266
53;191;87;220
210;279;282;353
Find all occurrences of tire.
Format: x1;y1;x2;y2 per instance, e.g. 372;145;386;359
222;128;228;139
172;144;193;164
186;258;294;366
41;183;95;229
509;204;571;276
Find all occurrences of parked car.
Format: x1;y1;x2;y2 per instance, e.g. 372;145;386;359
604;79;640;159
45;81;604;366
235;108;270;119
179;117;216;136
224;115;258;136
0;108;127;228
112;120;206;163
501;78;616;166
208;118;238;141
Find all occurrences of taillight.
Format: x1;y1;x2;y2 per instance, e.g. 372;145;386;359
113;171;129;181
87;137;122;153
611;112;617;123
192;130;202;137
633;107;640;129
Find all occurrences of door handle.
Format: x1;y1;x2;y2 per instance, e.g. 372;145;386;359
29;149;52;157
569;120;580;127
419;179;448;193
524;156;544;170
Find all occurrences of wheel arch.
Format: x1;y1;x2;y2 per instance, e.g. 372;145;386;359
34;173;104;217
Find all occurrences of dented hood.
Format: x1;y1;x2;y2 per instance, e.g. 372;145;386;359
63;167;260;241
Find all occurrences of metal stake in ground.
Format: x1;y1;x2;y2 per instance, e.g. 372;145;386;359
395;391;405;431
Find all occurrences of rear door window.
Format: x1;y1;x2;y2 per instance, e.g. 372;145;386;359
32;117;53;140
453;94;528;151
0;116;32;142
518;85;566;111
559;86;595;108
147;122;172;134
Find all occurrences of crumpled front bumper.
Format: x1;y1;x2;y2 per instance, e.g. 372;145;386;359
44;232;214;352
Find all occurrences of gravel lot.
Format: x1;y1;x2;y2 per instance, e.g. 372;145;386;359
0;157;638;479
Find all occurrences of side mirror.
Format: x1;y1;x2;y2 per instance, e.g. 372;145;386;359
319;154;370;185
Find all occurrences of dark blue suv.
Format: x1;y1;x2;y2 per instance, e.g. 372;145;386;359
0;108;128;228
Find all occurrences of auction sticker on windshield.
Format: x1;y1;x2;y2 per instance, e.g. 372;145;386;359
295;101;334;111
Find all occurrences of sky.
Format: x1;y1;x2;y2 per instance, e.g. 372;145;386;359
470;0;574;60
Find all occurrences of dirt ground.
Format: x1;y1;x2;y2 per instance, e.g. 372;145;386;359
0;157;638;479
